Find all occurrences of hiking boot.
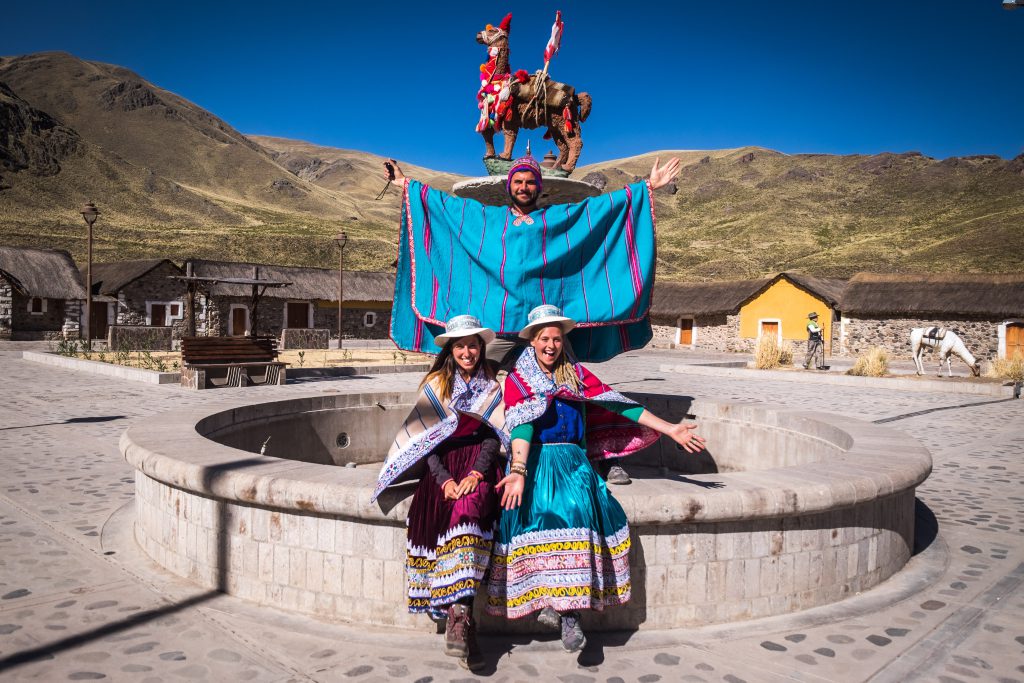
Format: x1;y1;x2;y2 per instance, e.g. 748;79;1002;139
605;464;632;485
460;614;485;672
537;606;561;630
444;604;469;658
560;611;587;653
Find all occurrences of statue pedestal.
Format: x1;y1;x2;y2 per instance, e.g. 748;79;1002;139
452;176;601;207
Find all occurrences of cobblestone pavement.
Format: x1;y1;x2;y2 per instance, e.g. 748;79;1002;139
0;346;1022;682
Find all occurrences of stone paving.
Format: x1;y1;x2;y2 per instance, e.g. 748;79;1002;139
0;344;1022;682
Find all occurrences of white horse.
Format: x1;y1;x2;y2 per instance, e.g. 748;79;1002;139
910;327;982;377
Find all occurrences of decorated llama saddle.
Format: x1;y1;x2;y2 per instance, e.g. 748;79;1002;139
923;327;947;346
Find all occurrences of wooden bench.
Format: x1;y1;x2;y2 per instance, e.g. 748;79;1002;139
180;336;287;389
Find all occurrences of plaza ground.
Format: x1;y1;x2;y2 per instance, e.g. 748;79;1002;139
0;342;1021;682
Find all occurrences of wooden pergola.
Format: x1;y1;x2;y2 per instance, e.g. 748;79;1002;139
169;264;291;338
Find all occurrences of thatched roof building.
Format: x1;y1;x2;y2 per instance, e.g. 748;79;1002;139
0;246;86;299
779;273;847;308
185;259;394;302
651;278;771;317
88;259;182;295
843;273;1024;318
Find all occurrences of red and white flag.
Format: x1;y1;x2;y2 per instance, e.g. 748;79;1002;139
543;11;564;63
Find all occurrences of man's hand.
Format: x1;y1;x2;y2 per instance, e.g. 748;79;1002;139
649;156;681;191
384;158;407;184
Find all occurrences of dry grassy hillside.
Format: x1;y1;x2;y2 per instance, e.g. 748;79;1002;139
581;148;1024;279
1;51;1022;280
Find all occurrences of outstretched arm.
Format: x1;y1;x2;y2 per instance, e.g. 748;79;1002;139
648;156;681;191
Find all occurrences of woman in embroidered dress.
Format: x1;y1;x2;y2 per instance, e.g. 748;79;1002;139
487;305;705;653
372;315;508;671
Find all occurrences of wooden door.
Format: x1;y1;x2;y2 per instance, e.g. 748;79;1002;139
1007;323;1024;359
231;308;248;336
678;318;693;345
760;321;779;340
286;302;309;329
151;304;167;327
90;303;108;340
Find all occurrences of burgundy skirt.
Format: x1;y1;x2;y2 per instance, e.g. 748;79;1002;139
405;432;501;614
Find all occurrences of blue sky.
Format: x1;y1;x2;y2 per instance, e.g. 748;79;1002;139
4;0;1022;174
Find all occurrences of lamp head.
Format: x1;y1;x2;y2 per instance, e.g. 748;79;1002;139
334;232;348;248
80;202;100;226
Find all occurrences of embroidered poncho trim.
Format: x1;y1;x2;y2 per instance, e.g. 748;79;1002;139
390;179;656;362
373;369;508;501
502;347;658;460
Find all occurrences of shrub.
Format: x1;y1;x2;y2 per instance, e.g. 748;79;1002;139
754;335;793;369
984;356;1024;382
847;347;889;377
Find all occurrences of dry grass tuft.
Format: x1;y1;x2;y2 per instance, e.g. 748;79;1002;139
754;335;794;369
984;355;1024;382
847;347;889;377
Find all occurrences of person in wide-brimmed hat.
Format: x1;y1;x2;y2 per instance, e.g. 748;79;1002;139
373;314;506;672
486;305;707;654
803;311;825;370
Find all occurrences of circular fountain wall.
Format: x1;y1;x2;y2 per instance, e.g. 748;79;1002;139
121;391;931;631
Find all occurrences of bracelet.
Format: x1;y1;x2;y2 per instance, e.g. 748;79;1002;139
509;462;527;477
468;470;484;480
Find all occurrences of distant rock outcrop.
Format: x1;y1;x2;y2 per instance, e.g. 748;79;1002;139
99;80;164;112
579;171;607;190
0;80;79;176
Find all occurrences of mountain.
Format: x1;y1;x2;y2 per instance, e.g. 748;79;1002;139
1;51;1022;280
578;148;1024;279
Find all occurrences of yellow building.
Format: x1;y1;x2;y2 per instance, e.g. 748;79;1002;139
738;273;846;355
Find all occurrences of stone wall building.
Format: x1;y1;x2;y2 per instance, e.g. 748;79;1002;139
0;246;86;340
88;259;186;339
650;273;846;355
840;273;1024;361
650;278;770;352
186;259;395;341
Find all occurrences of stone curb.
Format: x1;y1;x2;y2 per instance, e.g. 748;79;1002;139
288;363;430;379
22;350;431;387
22;350;180;384
660;363;1019;397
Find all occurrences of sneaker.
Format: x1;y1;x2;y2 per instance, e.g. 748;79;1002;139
605;464;632;485
537;606;560;630
560;611;587;653
445;604;468;658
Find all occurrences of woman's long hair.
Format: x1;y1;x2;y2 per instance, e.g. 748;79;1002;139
419;334;493;403
531;327;582;392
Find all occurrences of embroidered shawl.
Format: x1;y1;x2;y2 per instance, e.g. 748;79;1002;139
372;368;508;501
390;179;656;362
503;347;658;460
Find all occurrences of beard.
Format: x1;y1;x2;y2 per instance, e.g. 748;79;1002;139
510;190;538;211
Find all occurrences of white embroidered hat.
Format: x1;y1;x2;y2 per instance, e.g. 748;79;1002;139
517;304;577;339
433;314;496;346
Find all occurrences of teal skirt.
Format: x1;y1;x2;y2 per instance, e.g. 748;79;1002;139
485;442;632;619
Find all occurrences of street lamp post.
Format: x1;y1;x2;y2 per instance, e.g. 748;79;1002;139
335;232;348;349
80;202;100;350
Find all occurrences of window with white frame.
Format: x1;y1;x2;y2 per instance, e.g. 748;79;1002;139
146;301;185;327
29;297;47;315
363;311;377;327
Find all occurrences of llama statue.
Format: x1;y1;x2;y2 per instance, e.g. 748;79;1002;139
475;13;592;173
910;327;982;377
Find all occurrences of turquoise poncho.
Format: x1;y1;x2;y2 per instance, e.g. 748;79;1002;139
391;179;656;362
